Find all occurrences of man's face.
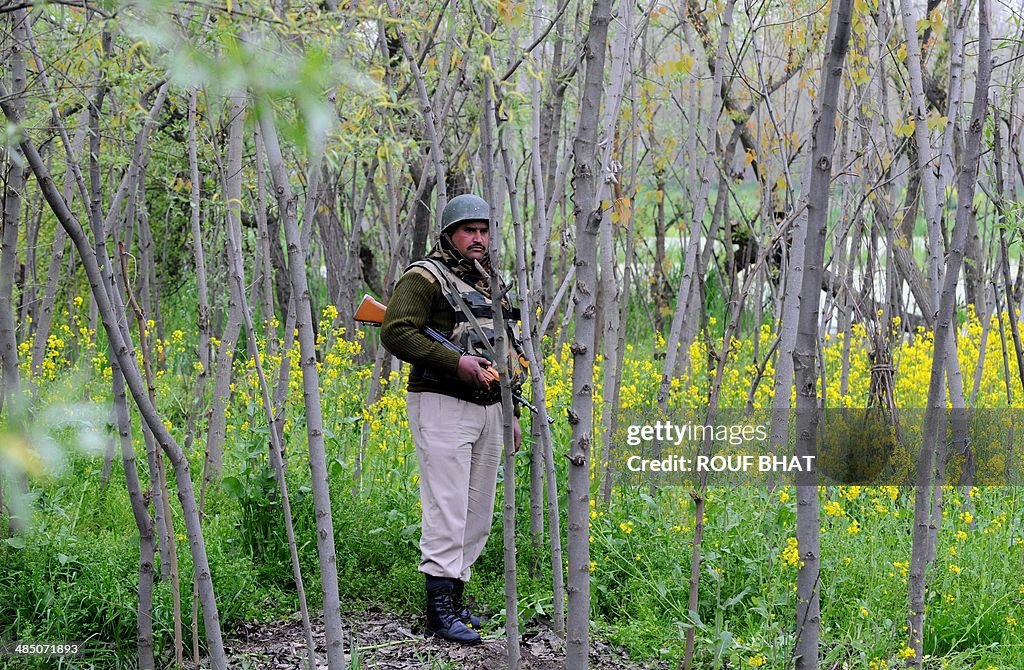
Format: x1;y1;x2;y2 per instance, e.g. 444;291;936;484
448;220;489;262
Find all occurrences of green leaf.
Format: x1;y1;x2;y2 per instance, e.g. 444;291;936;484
723;587;751;608
894;117;916;138
713;630;735;660
926;114;949;133
5;536;26;549
223;475;244;499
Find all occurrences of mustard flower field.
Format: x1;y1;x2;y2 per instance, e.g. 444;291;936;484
2;301;1022;669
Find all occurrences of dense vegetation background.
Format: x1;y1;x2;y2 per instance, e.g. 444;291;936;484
1;0;1023;668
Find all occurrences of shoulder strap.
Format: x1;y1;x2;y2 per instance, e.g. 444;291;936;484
404;265;437;283
408;259;459;300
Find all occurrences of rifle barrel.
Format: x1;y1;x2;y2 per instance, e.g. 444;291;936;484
423;326;463;353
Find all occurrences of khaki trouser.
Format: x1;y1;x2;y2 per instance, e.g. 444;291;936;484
407;392;503;582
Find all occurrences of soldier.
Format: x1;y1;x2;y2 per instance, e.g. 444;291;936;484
381;193;524;644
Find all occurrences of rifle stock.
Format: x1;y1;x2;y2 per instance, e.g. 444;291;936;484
354;294;387;325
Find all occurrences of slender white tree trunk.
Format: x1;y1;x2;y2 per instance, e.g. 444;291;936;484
481;42;522;667
112;366;156;670
908;1;991;663
596;0;633;506
792;3;853;669
258;108;347;670
656;0;735;412
566;1;613;667
0;9;28;411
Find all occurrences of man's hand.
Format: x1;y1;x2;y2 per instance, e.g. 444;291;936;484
456;354;498;389
513;421;522;453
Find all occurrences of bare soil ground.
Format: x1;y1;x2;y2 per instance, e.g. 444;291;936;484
226;608;669;670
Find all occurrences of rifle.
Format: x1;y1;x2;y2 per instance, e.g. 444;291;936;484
355;294;552;423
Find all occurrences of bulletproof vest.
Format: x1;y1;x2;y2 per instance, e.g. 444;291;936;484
408;258;527;403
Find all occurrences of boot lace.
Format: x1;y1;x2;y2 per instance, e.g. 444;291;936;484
432;590;463;628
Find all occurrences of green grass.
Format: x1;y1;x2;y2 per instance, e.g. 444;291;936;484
3;278;1024;669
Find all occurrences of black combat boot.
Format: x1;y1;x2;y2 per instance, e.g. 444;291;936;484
425;576;481;644
451;579;482;629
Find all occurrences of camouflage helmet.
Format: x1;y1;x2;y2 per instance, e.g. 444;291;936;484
440;194;490;235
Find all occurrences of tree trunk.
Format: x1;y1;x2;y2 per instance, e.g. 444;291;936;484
792;3;853;669
202;247;243;487
258;108;347;670
992;107;1024;398
222;90;318;670
521;0;565;628
596;0;633;507
656;0;735;414
119;244;184;667
184;88;213;455
384;0;448;221
566;1;612;666
112;367;156;670
899;0;943;309
0;9;28;410
253;123;277;351
907;1;990;663
17;188;42;344
482;65;522;669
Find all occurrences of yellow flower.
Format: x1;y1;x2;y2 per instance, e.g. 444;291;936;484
782;537;801;567
748;654;766;668
898;646;917;660
960;511;973;524
948;564;961;575
824;500;844;517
